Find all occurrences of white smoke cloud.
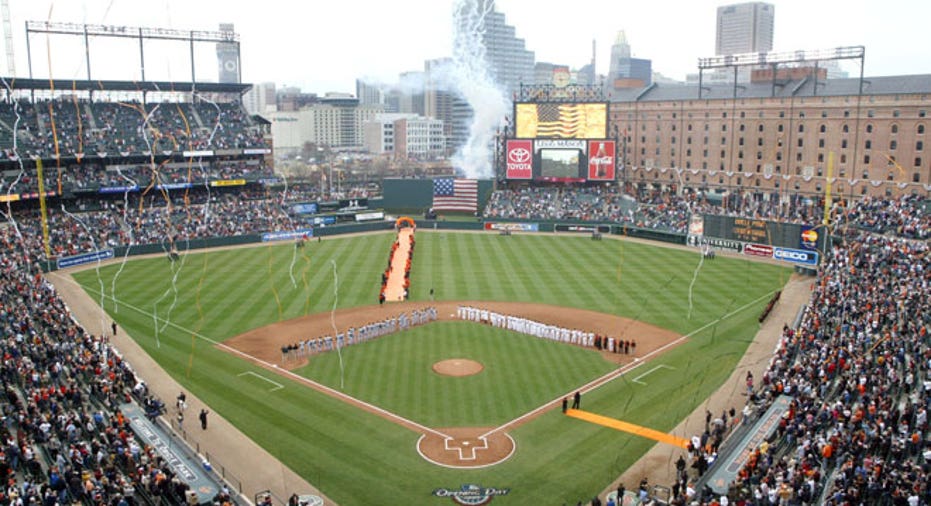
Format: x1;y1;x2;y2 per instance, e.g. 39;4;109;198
449;0;510;179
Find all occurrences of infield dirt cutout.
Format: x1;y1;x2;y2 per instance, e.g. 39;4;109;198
224;300;681;468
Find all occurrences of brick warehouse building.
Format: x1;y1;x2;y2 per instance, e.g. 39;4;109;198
609;74;931;199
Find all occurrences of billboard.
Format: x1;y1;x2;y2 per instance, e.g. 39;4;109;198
773;247;819;266
505;140;533;179
515;103;607;139
587;140;615;180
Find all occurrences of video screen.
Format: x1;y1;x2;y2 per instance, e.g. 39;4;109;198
515;103;607;139
539;149;581;178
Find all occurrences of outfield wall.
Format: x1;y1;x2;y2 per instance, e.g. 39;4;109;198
43;219;688;272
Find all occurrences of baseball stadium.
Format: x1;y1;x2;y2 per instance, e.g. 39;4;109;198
1;12;930;506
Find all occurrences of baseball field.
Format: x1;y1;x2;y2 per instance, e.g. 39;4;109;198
70;231;790;505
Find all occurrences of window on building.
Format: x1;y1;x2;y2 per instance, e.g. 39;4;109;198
703;136;709;145
778;124;784;132
890;140;897;150
864;155;870;164
704;124;709;131
916;157;922;167
687;137;692;145
818;139;825;148
840;154;847;164
641;136;646;143
842;124;849;133
866;124;873;133
722;124;727;132
891;124;899;134
779;111;785;118
917;141;923;151
921;110;927;118
739;137;744;146
721;137;726;145
757;138;763;146
819;124;826;133
798;124;804;133
844;110;850;118
757;151;762;160
640;148;645;155
688;124;692;131
865;140;872;150
776;152;782;161
798;138;804;147
893;110;900;118
671;136;677;144
739;124;745;132
867;110;874;118
703;149;708;157
916;173;922;183
720;150;726;158
686;149;692;157
818;153;824;163
758;124;764;132
919;124;925;134
738;150;744;159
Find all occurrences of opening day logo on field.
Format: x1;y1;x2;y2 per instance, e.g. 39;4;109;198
433;484;511;505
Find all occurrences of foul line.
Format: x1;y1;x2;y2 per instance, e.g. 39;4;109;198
54;274;454;441
631;364;675;385
565;409;689;448
237;371;284;392
480;289;779;439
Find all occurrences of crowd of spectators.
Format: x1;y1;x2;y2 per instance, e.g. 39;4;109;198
0;98;265;160
663;232;930;504
0;228;223;505
484;184;929;239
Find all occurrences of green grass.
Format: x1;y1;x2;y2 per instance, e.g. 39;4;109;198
71;232;790;505
300;321;617;426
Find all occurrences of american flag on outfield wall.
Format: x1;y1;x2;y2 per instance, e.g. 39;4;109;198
432;178;478;212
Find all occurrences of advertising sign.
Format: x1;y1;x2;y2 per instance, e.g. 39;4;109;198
57;249;115;269
744;244;774;258
505;140;533;179
799;225;819;250
773;247;819;266
587;140;615;180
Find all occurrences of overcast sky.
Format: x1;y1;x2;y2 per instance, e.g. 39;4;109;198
7;0;931;94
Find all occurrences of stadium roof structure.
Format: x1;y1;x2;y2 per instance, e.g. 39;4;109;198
0;77;253;95
609;74;931;103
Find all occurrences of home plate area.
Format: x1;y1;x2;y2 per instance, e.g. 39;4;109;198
417;428;516;468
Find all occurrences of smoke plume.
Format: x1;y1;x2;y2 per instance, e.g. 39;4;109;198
450;0;510;179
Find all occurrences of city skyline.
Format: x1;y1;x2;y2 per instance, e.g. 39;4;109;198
7;0;930;95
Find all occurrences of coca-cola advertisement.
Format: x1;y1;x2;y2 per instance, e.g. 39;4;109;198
505;140;533;179
587;140;615;180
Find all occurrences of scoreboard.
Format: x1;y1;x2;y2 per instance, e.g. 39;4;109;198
505;102;615;182
702;214;825;251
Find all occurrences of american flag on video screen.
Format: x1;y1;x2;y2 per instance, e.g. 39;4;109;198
536;103;584;138
432;178;478;212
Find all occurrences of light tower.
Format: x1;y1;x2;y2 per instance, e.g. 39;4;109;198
1;0;15;75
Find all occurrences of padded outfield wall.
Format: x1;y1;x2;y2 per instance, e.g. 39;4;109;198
382;178;495;214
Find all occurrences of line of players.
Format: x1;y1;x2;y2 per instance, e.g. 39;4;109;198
456;306;636;354
280;307;439;362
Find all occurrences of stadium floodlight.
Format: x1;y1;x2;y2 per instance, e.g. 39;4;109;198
697;45;864;70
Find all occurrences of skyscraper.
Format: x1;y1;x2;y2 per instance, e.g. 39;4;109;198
216;23;240;84
607;30;652;90
715;2;774;56
458;0;535;96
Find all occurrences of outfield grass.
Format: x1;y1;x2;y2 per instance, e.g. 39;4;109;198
72;232;790;505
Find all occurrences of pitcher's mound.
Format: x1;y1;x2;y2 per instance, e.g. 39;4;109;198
433;359;483;377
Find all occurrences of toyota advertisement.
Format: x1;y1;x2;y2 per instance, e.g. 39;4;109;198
587;140;616;180
505;140;533;179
